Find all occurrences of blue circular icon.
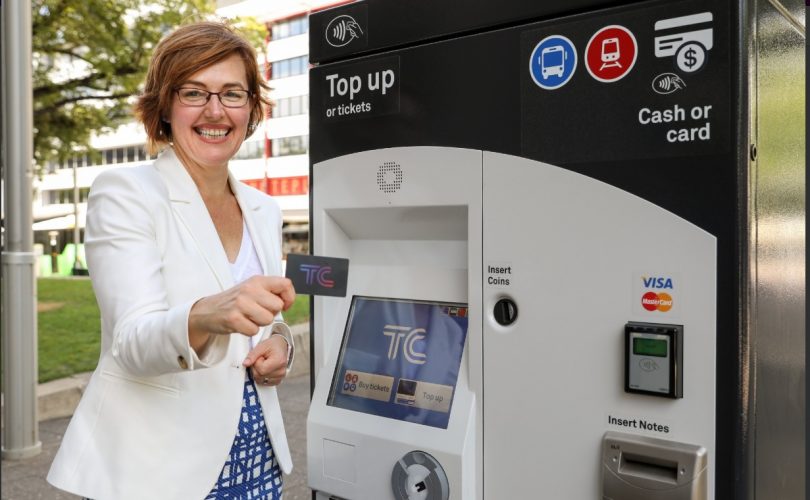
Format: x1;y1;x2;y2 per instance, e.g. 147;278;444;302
529;35;578;90
350;383;357;392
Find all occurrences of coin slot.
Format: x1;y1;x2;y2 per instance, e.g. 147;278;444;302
493;298;518;326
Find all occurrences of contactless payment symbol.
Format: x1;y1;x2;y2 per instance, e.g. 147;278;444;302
529;35;577;90
585;25;637;82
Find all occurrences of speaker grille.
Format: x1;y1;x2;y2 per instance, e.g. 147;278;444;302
377;161;403;193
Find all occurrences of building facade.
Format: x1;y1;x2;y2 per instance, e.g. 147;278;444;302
32;0;348;273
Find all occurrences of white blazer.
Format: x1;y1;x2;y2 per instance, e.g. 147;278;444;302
48;149;294;500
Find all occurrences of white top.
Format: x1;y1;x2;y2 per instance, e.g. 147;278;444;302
229;221;264;348
229;220;264;282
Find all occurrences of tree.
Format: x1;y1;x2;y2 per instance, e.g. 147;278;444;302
32;0;266;169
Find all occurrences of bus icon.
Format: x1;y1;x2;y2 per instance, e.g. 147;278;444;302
541;45;567;78
530;35;577;90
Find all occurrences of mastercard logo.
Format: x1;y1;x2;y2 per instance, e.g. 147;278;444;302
642;291;673;312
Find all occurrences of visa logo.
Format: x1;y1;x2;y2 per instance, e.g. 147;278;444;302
642;276;674;289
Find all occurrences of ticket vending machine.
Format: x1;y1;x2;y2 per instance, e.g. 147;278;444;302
305;1;805;499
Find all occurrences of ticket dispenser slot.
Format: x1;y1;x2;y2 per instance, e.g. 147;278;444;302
602;432;707;500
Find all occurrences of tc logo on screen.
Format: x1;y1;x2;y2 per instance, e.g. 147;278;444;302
299;263;334;288
383;325;427;365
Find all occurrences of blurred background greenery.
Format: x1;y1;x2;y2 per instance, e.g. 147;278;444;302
37;278;310;383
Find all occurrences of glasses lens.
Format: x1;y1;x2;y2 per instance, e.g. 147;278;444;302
176;88;250;107
178;88;208;105
221;90;249;107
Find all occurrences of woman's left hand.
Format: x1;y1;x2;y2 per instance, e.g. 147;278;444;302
243;334;289;386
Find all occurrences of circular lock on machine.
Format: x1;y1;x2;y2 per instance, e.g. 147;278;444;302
391;450;449;500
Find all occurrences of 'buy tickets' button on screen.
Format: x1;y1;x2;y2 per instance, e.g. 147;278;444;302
341;370;394;402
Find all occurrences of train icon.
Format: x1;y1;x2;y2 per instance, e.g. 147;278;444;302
600;37;622;70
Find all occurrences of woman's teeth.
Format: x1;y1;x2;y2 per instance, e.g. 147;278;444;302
196;128;229;138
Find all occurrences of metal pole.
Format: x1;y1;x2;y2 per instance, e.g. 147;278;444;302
72;160;81;272
2;0;42;460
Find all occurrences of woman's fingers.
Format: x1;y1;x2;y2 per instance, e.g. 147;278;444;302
247;290;285;323
244;336;288;382
237;294;278;331
250;276;296;311
256;374;283;386
190;276;296;339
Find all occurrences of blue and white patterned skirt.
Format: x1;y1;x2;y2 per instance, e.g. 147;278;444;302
206;372;283;499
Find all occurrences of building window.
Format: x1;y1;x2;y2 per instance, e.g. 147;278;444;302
272;55;308;80
234;140;264;160
271;16;308;40
45;144;156;173
272;135;308;157
272;96;308;118
45;187;91;205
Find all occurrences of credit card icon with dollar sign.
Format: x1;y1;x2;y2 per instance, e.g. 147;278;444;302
653;12;713;73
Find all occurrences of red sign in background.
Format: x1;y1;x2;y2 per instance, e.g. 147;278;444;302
585;25;637;82
241;175;309;196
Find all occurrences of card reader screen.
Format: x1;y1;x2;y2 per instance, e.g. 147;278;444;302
327;296;469;429
633;337;668;357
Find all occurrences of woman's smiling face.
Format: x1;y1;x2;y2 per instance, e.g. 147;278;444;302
169;54;252;172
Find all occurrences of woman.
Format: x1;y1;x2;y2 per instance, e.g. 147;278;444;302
48;22;297;499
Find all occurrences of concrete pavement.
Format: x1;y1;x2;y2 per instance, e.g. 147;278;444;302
1;325;313;500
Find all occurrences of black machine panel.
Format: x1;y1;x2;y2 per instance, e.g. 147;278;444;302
308;0;745;496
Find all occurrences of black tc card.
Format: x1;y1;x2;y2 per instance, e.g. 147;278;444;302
285;254;349;297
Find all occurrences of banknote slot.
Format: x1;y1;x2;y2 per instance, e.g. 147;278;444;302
620;452;679;483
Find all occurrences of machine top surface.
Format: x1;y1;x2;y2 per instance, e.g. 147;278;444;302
309;0;647;63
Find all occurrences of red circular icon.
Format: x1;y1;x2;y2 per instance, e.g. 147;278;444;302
585;25;637;82
642;292;660;311
641;292;674;312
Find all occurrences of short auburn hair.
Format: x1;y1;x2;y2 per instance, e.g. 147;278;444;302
135;21;271;155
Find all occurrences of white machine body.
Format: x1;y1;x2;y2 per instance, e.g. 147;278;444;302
307;146;716;499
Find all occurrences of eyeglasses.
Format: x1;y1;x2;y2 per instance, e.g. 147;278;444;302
174;87;252;108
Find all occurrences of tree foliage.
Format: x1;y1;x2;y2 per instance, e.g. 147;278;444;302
32;0;267;168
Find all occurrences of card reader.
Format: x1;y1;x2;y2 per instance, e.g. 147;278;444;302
625;322;683;399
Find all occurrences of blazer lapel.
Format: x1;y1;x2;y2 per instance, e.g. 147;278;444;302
231;174;280;277
154;149;235;291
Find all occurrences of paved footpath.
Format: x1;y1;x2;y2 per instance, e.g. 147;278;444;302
1;373;312;500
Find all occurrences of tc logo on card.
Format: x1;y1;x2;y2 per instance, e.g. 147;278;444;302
285;254;349;297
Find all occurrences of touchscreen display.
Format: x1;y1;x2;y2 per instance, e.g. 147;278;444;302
327;296;469;429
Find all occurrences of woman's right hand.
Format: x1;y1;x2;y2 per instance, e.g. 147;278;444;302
187;276;296;350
